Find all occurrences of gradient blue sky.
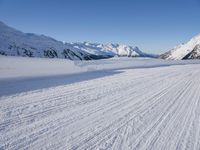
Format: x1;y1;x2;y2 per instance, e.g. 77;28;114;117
0;0;200;53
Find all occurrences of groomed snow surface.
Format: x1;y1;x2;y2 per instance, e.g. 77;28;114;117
1;56;200;150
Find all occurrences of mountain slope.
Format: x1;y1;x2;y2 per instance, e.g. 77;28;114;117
160;34;200;60
70;42;148;57
0;21;154;60
71;42;158;58
0;21;112;60
182;44;200;59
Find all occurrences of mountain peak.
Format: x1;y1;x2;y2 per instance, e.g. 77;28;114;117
160;33;200;60
0;21;154;60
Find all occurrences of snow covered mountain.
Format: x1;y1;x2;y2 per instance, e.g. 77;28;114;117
0;21;114;60
160;34;200;60
182;44;200;59
0;21;107;60
70;42;151;57
0;21;154;60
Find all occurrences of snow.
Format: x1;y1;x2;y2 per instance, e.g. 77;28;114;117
0;21;92;60
0;56;199;80
0;21;154;60
165;33;200;60
0;56;86;79
70;42;146;57
1;56;200;149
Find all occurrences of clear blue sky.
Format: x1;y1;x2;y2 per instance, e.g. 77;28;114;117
0;0;200;54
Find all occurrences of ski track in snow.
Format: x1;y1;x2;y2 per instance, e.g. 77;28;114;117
1;64;200;150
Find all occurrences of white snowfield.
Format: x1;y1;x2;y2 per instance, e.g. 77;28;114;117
0;56;199;80
1;56;200;150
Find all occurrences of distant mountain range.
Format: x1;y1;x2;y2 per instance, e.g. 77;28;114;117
0;21;155;60
160;34;200;60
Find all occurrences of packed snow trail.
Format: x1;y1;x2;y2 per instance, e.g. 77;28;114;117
1;64;200;150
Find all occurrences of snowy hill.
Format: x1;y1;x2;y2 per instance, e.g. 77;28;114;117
160;34;200;60
0;21;154;60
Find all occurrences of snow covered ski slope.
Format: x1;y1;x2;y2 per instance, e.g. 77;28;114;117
1;57;200;149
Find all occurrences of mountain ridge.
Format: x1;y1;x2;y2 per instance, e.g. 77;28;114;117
160;34;200;60
0;21;155;60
